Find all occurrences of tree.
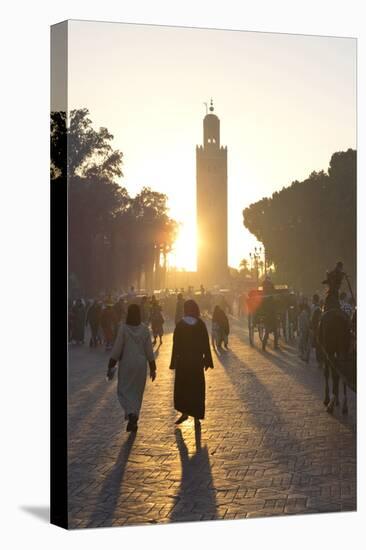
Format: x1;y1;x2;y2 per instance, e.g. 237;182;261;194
243;149;356;293
129;188;178;292
51;109;178;295
51;109;127;294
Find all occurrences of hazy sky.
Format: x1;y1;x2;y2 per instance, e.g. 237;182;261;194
68;20;356;270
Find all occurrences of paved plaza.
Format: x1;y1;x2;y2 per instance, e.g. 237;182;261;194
68;317;356;529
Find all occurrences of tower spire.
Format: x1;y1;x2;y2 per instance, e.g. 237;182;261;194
209;98;214;112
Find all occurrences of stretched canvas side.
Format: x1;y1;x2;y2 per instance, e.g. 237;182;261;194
50;20;68;529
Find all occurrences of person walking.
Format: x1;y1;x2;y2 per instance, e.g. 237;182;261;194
106;304;156;432
140;295;151;326
150;297;164;346
86;300;102;347
169;299;214;426
211;305;230;350
101;301;118;351
310;294;323;367
298;303;311;362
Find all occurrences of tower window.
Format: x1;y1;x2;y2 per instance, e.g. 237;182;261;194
208;138;211;143
212;138;216;143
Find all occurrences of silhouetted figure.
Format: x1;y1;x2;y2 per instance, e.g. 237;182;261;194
170;300;214;425
175;293;184;325
324;292;341;312
106;304;156;433
69;303;75;343
71;299;86;344
140;295;150;326
218;294;229;314
86;300;102;347
238;292;246;318
298;303;311;362
211;305;230;350
310;294;323;366
151;298;164;345
101;302;118;351
322;261;345;303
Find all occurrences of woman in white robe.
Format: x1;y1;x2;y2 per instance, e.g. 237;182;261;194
106;304;156;432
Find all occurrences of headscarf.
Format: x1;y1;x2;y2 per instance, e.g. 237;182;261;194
126;303;141;326
183;299;200;319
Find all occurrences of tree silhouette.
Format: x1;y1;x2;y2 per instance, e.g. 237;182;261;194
243;149;356;293
51;109;178;296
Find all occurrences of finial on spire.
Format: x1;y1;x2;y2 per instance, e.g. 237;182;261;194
209;98;214;112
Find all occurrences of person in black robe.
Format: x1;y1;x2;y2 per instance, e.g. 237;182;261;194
169;299;214;426
150;299;164;346
212;305;230;350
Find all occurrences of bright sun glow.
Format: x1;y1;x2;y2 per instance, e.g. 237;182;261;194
68;22;356;273
168;220;197;271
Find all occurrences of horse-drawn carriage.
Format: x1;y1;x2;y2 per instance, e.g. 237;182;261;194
246;284;297;346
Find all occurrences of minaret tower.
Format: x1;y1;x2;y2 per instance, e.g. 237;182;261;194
196;99;228;286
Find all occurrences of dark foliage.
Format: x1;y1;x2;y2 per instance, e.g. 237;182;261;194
51;109;178;296
243;149;356;292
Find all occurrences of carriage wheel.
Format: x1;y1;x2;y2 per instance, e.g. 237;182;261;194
248;314;254;346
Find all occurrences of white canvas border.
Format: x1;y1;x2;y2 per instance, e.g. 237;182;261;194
0;1;364;549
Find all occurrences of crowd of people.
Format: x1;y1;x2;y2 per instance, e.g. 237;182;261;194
248;263;356;363
68;260;355;433
69;285;231;351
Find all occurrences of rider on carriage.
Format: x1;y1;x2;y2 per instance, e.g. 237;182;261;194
322;261;345;306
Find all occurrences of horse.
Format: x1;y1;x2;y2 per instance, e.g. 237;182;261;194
318;306;355;415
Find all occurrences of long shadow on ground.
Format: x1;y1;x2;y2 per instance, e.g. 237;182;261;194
87;432;136;528
214;348;356;516
169;424;217;523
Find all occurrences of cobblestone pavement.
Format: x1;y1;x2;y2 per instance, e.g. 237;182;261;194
68;317;356;529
